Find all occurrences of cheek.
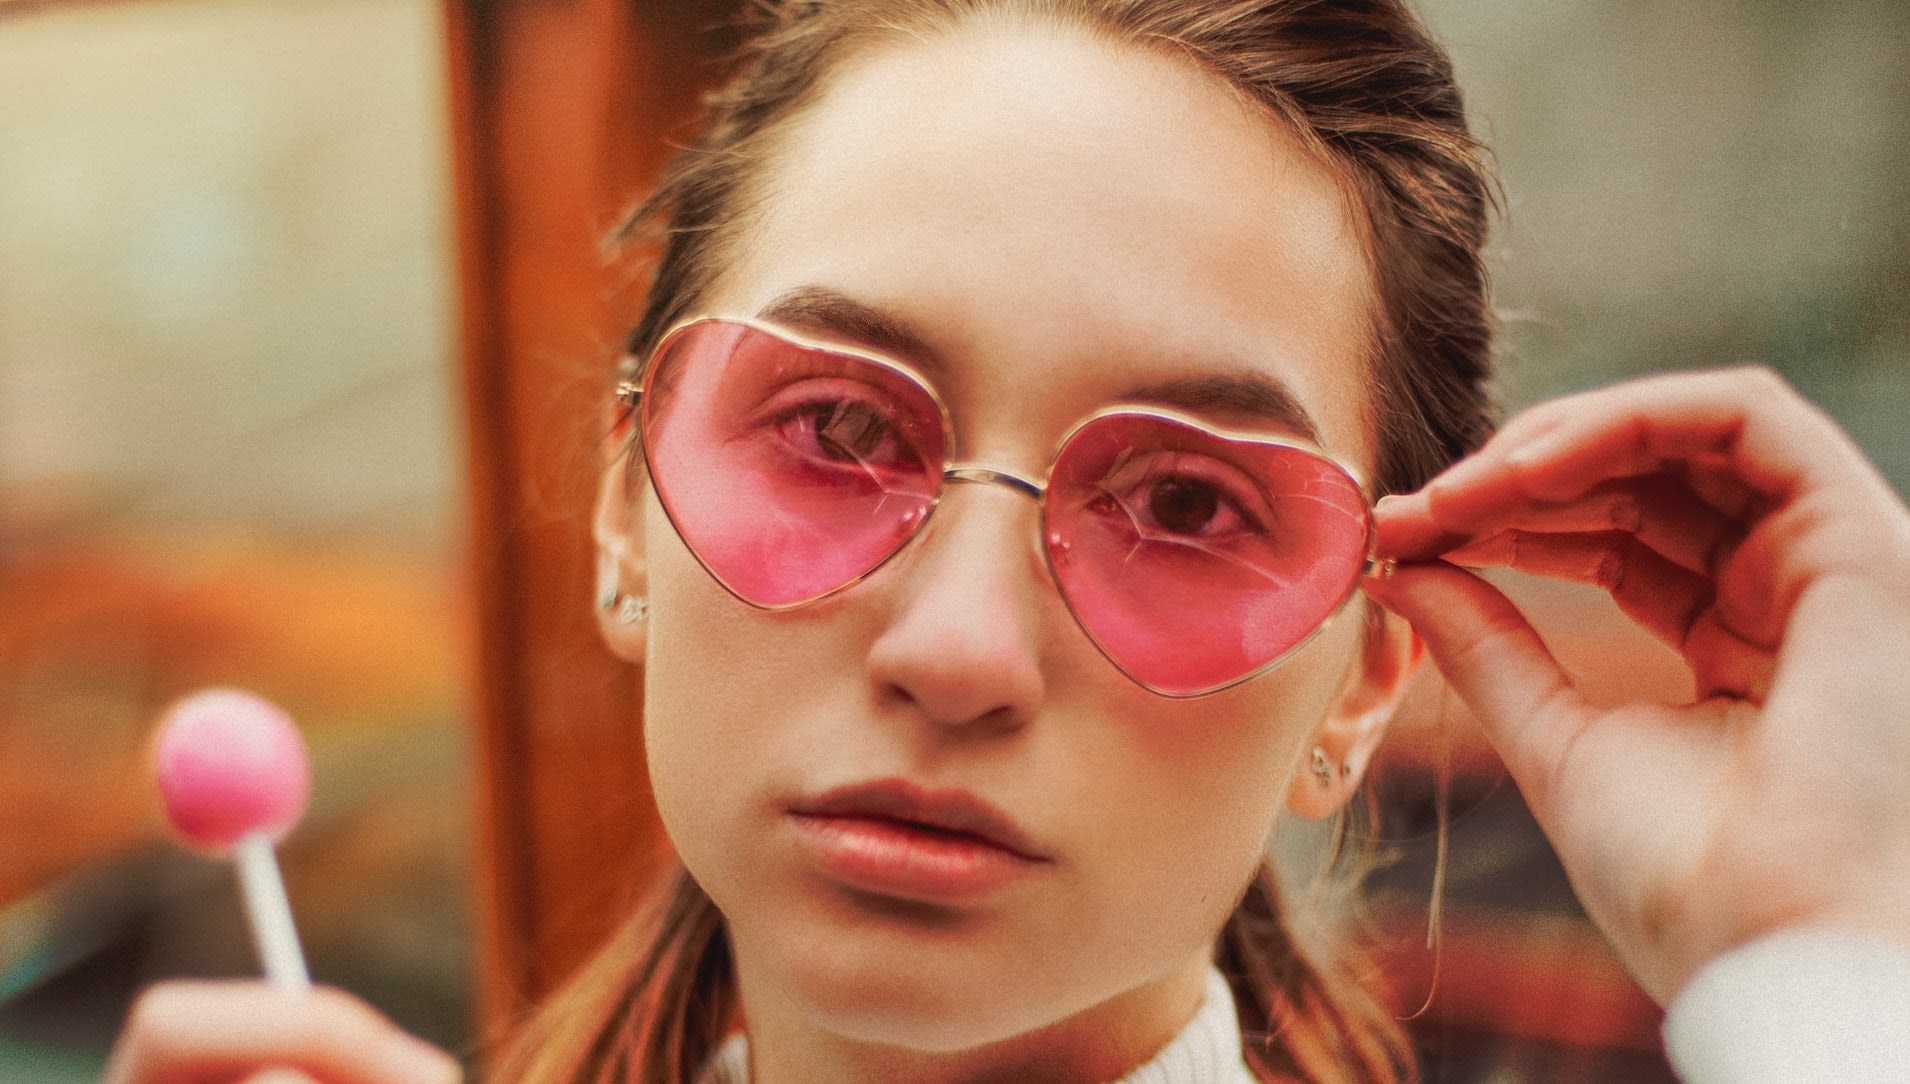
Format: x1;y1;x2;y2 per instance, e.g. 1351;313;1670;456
1062;624;1361;942
639;501;873;891
1129;625;1355;808
639;508;768;879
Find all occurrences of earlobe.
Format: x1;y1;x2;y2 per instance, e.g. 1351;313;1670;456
593;454;650;665
1286;606;1424;820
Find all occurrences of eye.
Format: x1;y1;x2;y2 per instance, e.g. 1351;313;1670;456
768;387;924;474
811;401;897;463
1089;450;1272;543
1145;475;1222;535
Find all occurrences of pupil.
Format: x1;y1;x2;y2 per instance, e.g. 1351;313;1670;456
1149;478;1217;533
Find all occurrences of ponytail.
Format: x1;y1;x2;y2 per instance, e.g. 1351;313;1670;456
493;867;734;1084
1220;865;1413;1084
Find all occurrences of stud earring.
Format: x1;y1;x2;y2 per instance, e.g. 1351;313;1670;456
1310;747;1334;788
616;595;649;625
596;556;647;625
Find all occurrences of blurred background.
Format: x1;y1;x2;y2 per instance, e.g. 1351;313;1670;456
0;0;465;1078
0;0;1904;1080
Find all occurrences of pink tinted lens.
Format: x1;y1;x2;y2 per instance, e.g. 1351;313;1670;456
642;321;946;606
1045;412;1370;696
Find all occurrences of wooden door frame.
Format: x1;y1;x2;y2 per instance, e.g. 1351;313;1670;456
442;0;732;1039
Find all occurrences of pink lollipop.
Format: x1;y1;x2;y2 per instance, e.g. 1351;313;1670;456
153;688;313;988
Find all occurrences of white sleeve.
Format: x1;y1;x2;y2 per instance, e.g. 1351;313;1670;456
1661;929;1910;1083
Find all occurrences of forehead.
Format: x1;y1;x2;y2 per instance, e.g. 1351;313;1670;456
708;19;1379;469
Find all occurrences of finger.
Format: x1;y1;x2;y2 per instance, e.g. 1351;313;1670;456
1363;561;1588;810
1438;368;1881;515
1373;489;1463;563
1378;474;1740;569
1682;607;1776;702
1710;480;1910;662
105;982;460;1084
1607;475;1741;574
1679;455;1766;521
1394;476;1742;576
1444;530;1779;700
1382;369;1891;569
1444;530;1716;651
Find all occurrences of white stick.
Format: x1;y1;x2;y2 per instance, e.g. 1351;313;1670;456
234;832;311;989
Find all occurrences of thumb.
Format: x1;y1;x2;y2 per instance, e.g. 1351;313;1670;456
1363;561;1587;814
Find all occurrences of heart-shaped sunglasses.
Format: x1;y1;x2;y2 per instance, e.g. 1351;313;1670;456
618;317;1388;697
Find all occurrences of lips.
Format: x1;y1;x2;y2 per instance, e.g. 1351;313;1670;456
786;779;1050;902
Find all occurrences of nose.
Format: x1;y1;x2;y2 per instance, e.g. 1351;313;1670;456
865;480;1048;732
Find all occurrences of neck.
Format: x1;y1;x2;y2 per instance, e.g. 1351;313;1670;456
733;952;1212;1084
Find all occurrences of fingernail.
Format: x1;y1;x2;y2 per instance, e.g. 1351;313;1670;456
385;1037;461;1084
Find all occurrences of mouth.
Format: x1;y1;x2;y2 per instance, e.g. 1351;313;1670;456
786;779;1051;902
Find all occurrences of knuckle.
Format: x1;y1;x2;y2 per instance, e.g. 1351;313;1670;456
1501;398;1569;442
1607;492;1643;533
1593;549;1626;593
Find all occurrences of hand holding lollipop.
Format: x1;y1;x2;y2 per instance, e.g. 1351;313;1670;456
153;687;313;989
104;690;460;1083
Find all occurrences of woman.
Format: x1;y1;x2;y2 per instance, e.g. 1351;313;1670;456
107;1;1910;1081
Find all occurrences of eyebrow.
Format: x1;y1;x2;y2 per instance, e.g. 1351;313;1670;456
756;286;1323;444
1120;372;1321;445
760;287;948;374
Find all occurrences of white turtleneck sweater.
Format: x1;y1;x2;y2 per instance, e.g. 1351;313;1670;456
698;932;1910;1083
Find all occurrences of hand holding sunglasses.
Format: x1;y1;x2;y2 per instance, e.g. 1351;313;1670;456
620;317;1386;698
1368;367;1910;1005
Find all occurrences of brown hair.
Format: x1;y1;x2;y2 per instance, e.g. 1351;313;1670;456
499;1;1497;1080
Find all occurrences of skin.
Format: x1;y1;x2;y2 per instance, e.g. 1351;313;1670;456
607;21;1416;1084
101;982;461;1084
104;13;1910;1084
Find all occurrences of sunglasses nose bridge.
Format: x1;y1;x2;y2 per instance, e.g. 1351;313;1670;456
943;466;1043;502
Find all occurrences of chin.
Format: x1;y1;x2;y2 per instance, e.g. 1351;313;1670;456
748;909;1091;1054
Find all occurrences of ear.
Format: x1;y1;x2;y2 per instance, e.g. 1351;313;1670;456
1286;604;1423;820
593;450;649;665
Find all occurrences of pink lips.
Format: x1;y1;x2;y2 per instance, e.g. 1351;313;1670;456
787;779;1050;902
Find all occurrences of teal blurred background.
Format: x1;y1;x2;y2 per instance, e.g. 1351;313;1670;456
0;0;1904;1080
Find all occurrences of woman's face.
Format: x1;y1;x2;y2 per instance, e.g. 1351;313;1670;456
627;18;1402;1077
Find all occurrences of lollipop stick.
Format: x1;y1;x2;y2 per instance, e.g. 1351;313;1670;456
235;831;310;989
